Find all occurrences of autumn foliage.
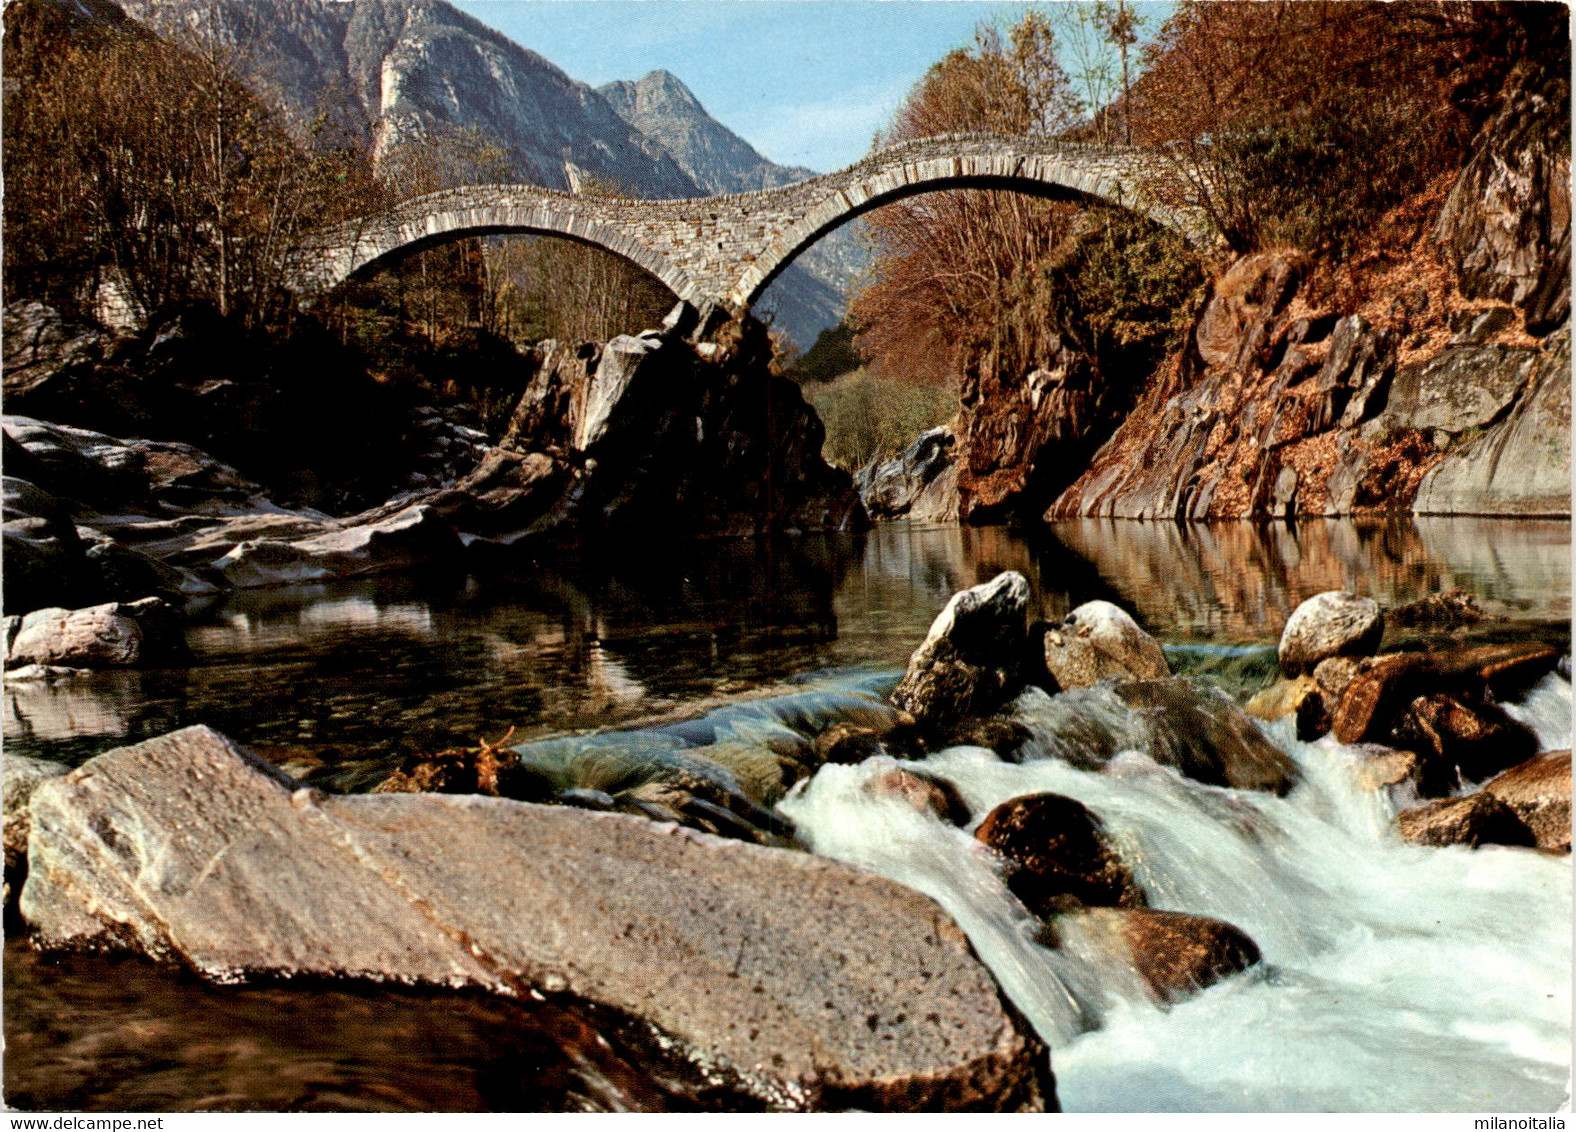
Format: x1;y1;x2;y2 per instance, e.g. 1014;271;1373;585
2;1;378;332
849;13;1083;387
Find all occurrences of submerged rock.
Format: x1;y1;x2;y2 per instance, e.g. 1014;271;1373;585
813;723;884;765
1386;589;1487;628
939;719;1033;760
863;766;972;826
1112;679;1298;795
1046;907;1261;1005
975;793;1144;917
22;726;1048;1111
891;572;1031;737
5;597;186;670
1041;601;1170;692
1012;678;1299;795
1277;592;1383;676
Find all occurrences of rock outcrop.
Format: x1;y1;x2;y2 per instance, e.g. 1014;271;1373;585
890;572;1031;738
452;317;864;544
3;313;863;608
1045;61;1569;522
21;726;1047;1111
855;427;956;520
1413;328;1571;516
1041;601;1170;691
1434;60;1571;336
1277;591;1384;676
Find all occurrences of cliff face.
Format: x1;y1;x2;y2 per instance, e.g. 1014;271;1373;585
114;0;700;198
1045;61;1570;522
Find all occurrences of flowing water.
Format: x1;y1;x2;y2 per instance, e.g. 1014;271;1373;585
5;517;1570;1111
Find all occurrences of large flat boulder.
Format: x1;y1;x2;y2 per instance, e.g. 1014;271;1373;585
21;726;1045;1111
212;503;463;588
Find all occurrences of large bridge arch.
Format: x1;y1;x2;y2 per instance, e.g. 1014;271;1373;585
729;140;1205;308
290;134;1210;311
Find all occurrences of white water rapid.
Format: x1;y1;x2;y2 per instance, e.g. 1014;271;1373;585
778;675;1572;1112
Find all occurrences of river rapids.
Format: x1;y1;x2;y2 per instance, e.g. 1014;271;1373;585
773;669;1572;1112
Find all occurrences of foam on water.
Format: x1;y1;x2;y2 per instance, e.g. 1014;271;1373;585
779;674;1573;1112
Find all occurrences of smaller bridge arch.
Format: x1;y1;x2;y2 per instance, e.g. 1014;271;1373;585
290;134;1212;312
293;194;699;300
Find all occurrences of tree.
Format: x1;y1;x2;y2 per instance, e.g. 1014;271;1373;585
2;0;376;330
850;12;1083;385
1127;1;1568;252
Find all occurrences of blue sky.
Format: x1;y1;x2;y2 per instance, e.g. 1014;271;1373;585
453;1;1172;173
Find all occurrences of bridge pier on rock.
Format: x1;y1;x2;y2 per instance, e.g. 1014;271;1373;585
289;133;1216;319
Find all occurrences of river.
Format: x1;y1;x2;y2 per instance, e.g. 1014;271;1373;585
5;516;1570;1111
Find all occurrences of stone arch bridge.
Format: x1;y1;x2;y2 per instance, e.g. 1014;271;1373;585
291;133;1213;312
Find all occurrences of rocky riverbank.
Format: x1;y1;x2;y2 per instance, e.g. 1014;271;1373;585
2;307;864;621
850;59;1570;526
1052;60;1568;521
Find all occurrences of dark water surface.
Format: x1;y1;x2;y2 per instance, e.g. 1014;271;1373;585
5;516;1570;1111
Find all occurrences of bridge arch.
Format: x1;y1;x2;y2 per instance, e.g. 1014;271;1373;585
295;195;697;301
291;135;1208;311
727;141;1200;308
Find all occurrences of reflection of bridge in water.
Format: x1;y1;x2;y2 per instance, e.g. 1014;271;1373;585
290;133;1213;312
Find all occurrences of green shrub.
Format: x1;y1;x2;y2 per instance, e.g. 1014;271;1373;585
786;321;866;385
804;367;955;471
1201;95;1454;256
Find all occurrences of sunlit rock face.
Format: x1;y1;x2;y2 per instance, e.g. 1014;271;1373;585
1045;58;1569;524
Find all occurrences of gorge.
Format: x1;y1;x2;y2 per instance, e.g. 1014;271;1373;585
2;0;1570;1115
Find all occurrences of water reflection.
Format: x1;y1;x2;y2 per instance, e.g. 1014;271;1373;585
4;518;1567;779
3;942;728;1112
1044;516;1571;639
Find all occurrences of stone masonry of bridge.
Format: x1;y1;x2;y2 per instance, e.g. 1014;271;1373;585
291;134;1215;312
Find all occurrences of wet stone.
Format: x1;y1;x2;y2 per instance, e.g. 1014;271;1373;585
1481;750;1571;852
1046;908;1261;1005
1397;792;1537;850
975;794;1144;918
21;726;1046;1112
1277;591;1384;677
